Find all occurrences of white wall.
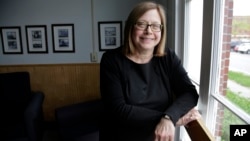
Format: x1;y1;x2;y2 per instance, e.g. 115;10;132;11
0;0;167;65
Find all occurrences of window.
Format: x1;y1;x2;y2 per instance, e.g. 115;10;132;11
181;0;250;140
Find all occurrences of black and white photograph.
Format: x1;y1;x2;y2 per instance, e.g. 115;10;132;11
105;37;116;46
59;39;69;47
105;27;116;36
0;26;23;54
98;21;122;51
26;25;48;53
32;30;42;39
58;29;69;38
52;24;75;53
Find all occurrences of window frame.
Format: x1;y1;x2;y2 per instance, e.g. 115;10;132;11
172;0;250;137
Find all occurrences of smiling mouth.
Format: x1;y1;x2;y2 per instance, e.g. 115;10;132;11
141;37;154;40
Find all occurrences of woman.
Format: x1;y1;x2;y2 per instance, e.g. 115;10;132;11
100;1;199;141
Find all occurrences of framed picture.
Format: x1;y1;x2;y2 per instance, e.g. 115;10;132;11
25;25;48;53
0;26;23;54
52;24;75;53
98;21;122;51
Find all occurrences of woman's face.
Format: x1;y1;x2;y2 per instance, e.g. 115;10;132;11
132;9;162;52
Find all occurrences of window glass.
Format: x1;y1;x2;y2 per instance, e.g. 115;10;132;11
217;103;246;141
211;0;250;140
184;0;203;84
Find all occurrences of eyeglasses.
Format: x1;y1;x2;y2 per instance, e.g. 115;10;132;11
135;22;162;32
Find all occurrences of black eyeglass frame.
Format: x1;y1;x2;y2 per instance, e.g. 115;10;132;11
134;22;163;32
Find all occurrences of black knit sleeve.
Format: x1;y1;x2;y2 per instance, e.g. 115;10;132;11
163;48;199;125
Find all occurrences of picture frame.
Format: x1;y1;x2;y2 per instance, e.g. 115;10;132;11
25;25;48;53
52;24;75;53
98;21;122;51
0;26;23;54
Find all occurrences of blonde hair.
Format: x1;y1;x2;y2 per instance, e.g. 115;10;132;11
122;1;167;56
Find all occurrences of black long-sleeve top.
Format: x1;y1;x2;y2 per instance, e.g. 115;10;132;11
100;46;199;141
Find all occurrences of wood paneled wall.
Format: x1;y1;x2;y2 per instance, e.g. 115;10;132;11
0;63;100;121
